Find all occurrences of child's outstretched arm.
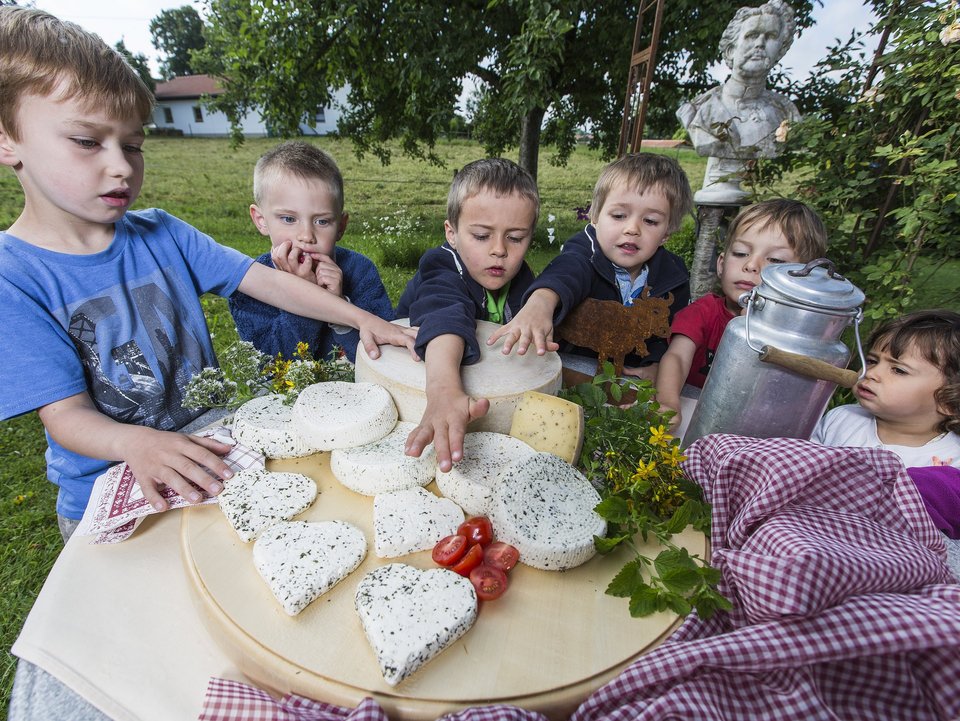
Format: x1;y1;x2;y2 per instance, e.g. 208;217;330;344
404;334;489;472
487;288;561;356
655;335;697;429
238;262;417;360
37;393;235;512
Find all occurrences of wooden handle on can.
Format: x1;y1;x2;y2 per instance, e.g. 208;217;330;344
758;345;860;388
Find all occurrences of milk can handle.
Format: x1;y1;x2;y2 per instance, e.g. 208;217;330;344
788;258;845;280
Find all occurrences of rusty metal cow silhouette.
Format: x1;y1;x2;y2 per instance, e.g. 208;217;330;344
556;289;673;376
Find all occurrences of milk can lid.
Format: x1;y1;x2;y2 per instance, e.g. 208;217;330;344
759;258;865;311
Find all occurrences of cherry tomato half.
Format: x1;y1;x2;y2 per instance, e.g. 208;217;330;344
469;564;509;601
432;534;468;567
450;543;484;576
483;542;520;573
458;516;494;547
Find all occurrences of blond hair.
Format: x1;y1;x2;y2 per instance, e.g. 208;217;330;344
253;141;344;215
590;153;693;234
725;199;828;262
0;7;154;141
447;158;540;230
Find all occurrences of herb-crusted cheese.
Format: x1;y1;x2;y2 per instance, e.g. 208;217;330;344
488;452;605;570
435;432;537;515
355;563;477;686
218;467;318;543
232;394;314;459
509;390;585;464
293;381;398;451
330;421;436;496
372;487;464;558
253;520;367;615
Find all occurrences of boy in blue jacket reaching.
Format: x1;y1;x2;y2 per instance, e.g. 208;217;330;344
397;158;539;471
229;141;394;362
490;152;692;381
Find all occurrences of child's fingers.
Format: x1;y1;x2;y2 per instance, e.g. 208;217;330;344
404;423;436;461
136;477;170;513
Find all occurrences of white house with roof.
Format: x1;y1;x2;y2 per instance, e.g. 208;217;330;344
152;74;348;137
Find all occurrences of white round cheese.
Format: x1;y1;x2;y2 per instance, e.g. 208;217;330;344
435;432;537;516
355;319;562;434
232;394;314;459
488;452;606;571
292;381;398;451
330;422;436;496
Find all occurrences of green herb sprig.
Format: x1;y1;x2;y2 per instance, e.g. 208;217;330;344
182;341;354;411
560;363;731;620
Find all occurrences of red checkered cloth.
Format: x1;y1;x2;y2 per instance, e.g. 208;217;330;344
198;436;960;721
570;435;960;721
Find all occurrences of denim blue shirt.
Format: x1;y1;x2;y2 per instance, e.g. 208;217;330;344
613;263;650;305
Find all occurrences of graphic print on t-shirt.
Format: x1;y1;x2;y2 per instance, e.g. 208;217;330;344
698;347;717;379
67;281;209;431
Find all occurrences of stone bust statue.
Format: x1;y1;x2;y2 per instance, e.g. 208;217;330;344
677;0;800;203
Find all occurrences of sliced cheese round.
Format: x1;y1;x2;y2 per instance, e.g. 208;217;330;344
253;520;367;616
488;452;606;571
373;487;465;558
292;381;398;451
330;421;436;496
232;394;314;459
435;432;537;515
218;467;318;543
356;319;561;434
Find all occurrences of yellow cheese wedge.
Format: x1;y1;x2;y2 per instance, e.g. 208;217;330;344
509;391;585;464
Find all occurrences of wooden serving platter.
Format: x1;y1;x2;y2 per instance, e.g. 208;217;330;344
181;452;708;720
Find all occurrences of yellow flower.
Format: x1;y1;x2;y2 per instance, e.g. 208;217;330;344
631;459;657;481
663;445;687;468
649;425;673;446
295;341;310;359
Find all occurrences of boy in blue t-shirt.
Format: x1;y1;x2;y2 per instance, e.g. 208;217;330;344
0;7;415;540
229;141;394;363
397;158;540;471
490;152;692;381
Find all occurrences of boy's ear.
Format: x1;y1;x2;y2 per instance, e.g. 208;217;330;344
716;253;725;278
0;125;21;169
337;212;349;242
443;219;458;248
249;204;270;236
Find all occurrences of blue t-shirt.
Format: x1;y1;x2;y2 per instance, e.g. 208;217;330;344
0;209;253;518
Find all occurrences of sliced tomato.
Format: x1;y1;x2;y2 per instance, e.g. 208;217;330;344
450;543;484;576
458;516;494;547
432;534;468;567
469;564;509;601
483;542;520;572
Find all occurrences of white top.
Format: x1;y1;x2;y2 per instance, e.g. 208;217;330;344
811;404;960;469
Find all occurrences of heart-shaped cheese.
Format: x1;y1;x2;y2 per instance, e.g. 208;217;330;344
218;467;318;542
355;563;477;686
253;520;367;615
488;452;606;570
373;487;464;558
435;431;537;515
331;422;436;496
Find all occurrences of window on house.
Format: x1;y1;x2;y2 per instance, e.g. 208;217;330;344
315;107;326;123
162;107;173;124
192;106;203;123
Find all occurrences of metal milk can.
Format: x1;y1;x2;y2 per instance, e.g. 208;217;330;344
682;258;866;447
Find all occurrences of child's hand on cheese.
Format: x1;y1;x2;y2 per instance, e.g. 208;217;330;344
405;389;489;473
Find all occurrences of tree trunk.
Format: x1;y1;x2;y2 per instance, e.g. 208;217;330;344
690;204;742;300
518;107;545;182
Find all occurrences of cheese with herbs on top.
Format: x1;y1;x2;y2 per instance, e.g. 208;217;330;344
373;486;464;558
435;431;537;515
355;563;477;686
330;422;436;496
509;390;585;464
253;520;366;615
232;394;314;459
293;381;397;451
488;452;605;570
218;467;317;542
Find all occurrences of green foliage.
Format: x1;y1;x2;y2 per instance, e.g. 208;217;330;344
561;363;729;620
149;5;206;80
756;2;960;325
114;39;155;92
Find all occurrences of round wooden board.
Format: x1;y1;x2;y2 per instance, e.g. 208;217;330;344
181;452;708;720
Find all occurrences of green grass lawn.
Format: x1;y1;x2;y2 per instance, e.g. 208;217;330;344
0;135;956;713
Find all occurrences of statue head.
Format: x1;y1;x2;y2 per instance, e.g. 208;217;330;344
719;0;796;80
